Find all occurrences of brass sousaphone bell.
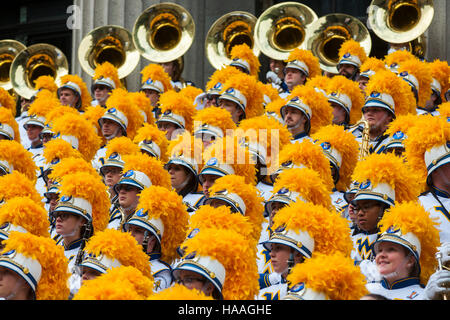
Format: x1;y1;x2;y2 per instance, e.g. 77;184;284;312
303;14;372;74
78;25;140;79
205;11;259;70
132;2;195;64
10;43;68;100
0;40;26;94
368;0;434;57
254;1;318;61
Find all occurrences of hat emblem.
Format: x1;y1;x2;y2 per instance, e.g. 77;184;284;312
143;139;153;145
390;63;398;68
274;224;286;233
291;96;300;102
331;92;337;97
213;82;222;89
278;187;289;195
107;108;117;114
109;152;119;159
226;88;235;94
53;132;61;139
399;71;408;77
206;157;218;166
60;195;72;202
187;228;200;239
447;141;450;149
290;282;305;293
163;110;172;116
386;226;400;234
343;53;351;58
135;208;147;217
123;170;134;178
185;251;196;259
281;160;293;168
447;117;450;123
370;92;381;98
146;79;154;85
51;158;60;165
393;131;404;139
321;142;331;151
359;180;371;190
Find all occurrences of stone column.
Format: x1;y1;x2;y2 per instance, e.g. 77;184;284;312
72;0;258;92
425;0;450;62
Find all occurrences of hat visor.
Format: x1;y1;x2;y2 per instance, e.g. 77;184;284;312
52;205;91;222
124;218;162;244
427;154;450;184
113;179;145;194
362;100;395;117
172;263;223;299
351;192;394;208
261;238;312;259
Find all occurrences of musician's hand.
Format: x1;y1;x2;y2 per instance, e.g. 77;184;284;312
423;269;450;300
266;71;282;85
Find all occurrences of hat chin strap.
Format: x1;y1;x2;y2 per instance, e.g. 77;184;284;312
104;126;122;141
381;254;413;282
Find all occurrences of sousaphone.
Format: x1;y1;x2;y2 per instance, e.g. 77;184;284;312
132;2;195;63
78;25;140;79
367;0;434;57
254;1;318;61
205;11;259;70
303;14;372;74
10;43;68;100
0;40;26;93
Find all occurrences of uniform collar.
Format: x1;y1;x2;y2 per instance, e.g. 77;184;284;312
64;238;83;251
381;277;421;290
431;186;450;199
149;253;161;261
292;132;308;141
417;105;438;113
29;143;43;150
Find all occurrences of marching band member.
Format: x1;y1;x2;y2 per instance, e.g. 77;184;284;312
165;132;204;214
98;136;140;215
156;90;196;141
336;39;368;81
404;114;450;244
199;66;242;110
383;113;419;157
124;185;189;292
73;265;154;300
206;174;264;243
92;88;144;171
133;122;169;162
90;62;120;107
77;229;152;289
357;57;387;96
109;153;171;231
57;74;91;112
238;114;292;202
228;43;261;78
52;170;109;270
0;231;70;300
312;124;360;214
72;266;153;301
281;84;332;143
173;227;259;300
281;48;321;98
160;56;195;92
217;72;264;125
260;167;332;288
350;153;422;265
397;58;432;114
425;59;450;114
367;201;440;300
361;69;416;155
266;58;288;93
0;139;37;182
140;63;174;118
325;75;364;129
258;200;353;300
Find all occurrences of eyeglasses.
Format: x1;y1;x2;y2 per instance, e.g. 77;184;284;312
354;202;380;213
117;184;139;192
54;212;76;221
175;277;206;285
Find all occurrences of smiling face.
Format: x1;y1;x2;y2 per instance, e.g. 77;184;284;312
375;241;415;282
